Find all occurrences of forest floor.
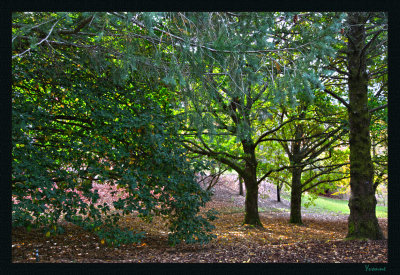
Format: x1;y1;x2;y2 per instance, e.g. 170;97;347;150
12;174;388;263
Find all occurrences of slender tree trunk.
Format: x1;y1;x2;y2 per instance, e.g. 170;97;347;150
277;183;281;202
288;121;305;224
289;167;303;224
239;176;244;196
346;12;384;240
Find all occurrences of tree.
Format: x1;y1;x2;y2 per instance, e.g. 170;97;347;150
256;138;288;203
270;100;349;224
144;12;343;227
12;12;217;246
322;12;387;239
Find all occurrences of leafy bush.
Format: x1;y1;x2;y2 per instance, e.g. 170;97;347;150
12;34;216;246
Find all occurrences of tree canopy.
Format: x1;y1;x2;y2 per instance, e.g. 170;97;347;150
12;12;387;243
12;12;218;246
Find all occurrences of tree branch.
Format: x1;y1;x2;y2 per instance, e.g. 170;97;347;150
130;16;312;55
361;29;384;56
369;104;387;113
326;63;350;76
303;128;346;161
323;89;351;110
301;162;348;188
257;165;290;185
260;130;330;143
13;19;60;60
181;141;245;176
58;15;94;35
254;117;296;147
52;115;93;125
302;176;350;193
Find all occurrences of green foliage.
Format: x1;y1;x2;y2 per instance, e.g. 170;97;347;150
12;11;387;240
150;12;344;140
12;12;217;246
96;226;146;247
302;192;318;208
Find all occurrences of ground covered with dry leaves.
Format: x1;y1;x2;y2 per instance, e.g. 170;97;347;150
12;175;388;263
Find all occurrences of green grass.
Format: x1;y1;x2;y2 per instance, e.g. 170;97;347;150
302;194;387;218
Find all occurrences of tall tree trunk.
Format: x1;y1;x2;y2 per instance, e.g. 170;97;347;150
289;167;303;224
277;182;281;202
289;121;305;224
346;12;384;240
239;176;244;196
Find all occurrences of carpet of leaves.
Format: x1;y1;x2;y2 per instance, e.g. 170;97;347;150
12;176;388;263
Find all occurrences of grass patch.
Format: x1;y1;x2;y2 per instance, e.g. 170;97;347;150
302;195;387;218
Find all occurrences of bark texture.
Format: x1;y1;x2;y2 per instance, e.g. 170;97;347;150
346;12;384;240
242;140;263;227
289;167;303;224
289;122;305;224
276;183;281;202
239;176;244;196
243;176;262;226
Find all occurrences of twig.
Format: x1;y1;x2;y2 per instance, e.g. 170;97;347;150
13;19;60;60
